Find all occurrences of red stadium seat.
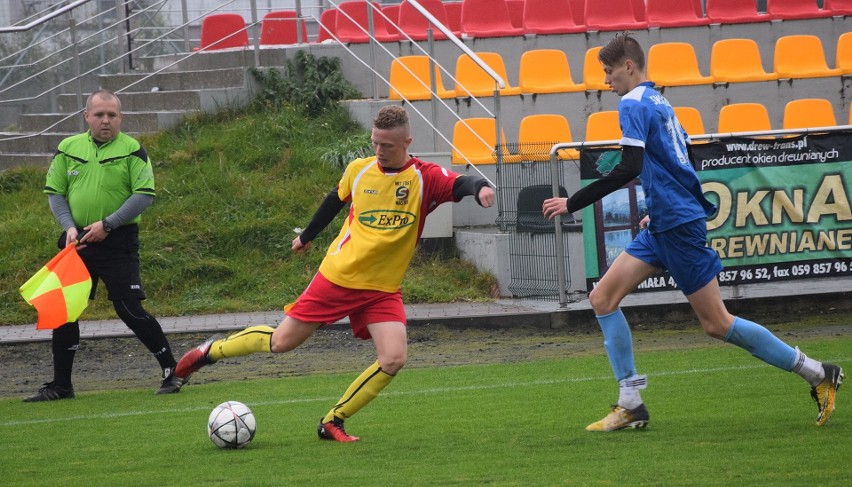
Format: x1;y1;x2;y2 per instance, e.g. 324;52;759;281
317;8;337;42
568;0;586;25
335;1;400;43
398;0;458;40
631;0;648;21
444;2;464;32
260;11;308;45
767;0;834;20
522;0;585;35
824;0;852;15
198;13;249;51
382;5;402;38
647;0;710;27
506;0;525;28
460;0;525;38
585;0;649;31
705;0;769;24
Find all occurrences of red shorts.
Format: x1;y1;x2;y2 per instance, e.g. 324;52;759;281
284;272;406;340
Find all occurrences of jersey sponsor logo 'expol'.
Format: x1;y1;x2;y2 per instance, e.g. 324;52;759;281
358;210;416;230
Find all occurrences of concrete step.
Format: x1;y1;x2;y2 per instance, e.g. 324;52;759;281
19;111;188;133
0;152;53;171
97;67;249;92
0;132;75;154
57;87;252;113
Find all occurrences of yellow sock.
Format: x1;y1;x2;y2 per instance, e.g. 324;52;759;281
208;325;274;361
322;360;394;422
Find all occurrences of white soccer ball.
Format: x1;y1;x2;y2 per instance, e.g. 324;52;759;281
207;401;256;449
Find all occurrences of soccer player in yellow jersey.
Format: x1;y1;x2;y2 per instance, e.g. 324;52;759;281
176;106;495;442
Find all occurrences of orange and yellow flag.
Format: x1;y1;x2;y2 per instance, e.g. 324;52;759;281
19;245;92;330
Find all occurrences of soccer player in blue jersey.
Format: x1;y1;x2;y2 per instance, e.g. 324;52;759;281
542;33;843;431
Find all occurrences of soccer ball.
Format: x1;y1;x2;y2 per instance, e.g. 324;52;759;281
207;401;256;449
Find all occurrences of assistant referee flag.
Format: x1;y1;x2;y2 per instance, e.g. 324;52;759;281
19;245;91;330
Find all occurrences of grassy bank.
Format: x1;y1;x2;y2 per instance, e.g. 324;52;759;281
0;103;497;326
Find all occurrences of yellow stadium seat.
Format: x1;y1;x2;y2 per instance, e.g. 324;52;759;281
774;35;842;79
583;47;610;91
717;103;772;133
585;111;622;142
836;32;852;75
454;52;522;97
783;99;837;130
647;42;714;86
519;49;585;94
710;39;778;83
673;107;706;136
388;56;455;101
518;114;580;161
451;118;519;165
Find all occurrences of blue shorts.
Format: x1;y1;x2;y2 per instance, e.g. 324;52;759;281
625;219;723;296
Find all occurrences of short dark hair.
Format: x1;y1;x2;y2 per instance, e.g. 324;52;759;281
598;32;645;71
373;105;409;130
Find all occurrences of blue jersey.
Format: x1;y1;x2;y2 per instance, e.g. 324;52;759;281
619;82;716;233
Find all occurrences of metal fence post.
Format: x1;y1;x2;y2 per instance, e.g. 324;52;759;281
114;0;129;72
181;0;190;53
69;16;84;132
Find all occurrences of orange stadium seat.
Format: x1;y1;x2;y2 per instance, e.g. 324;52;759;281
767;0;834;20
647;42;714;86
783;98;837;129
451;118;519;165
459;0;525;38
717;103;772;133
454;52;522;97
522;0;585;35
673;107;706;136
260;11;308;45
646;0;710;27
519;49;585;94
198;13;249;51
710;38;778;82
585;111;622;142
388;55;456;100
585;0;649;31
836;32;852;74
774;35;842;79
583;46;610;90
705;0;769;24
518;114;581;161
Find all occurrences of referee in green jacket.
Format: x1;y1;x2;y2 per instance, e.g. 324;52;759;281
24;90;182;402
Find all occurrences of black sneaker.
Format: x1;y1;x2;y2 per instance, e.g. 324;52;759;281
156;368;183;395
23;382;75;402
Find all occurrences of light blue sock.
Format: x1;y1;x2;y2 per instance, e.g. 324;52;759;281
724;317;797;371
596;309;637;382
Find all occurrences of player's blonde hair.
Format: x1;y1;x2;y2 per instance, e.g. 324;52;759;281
373;105;409;131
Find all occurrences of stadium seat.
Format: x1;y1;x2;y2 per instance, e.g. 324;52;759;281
519;49;585;94
783;98;837;129
459;0;525;38
397;0;458;40
825;0;852;15
522;0;585;35
335;1;399;43
518;114;581;161
516;184;577;234
774;35;842;79
454;52;522;97
585;111;622;142
767;0;834;20
451;118;519;165
673;107;706;136
717;103;772;133
691;0;705;17
646;0;710;27
836;32;852;74
506;0;525;28
317;8;338;42
631;0;648;21
198;13;249;51
388;55;456;100
710;38;778;82
568;0;586;25
444;2;463;32
585;0;649;31
382;5;402;37
705;0;769;24
260;11;308;46
647;42;714;86
583;46;610;90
